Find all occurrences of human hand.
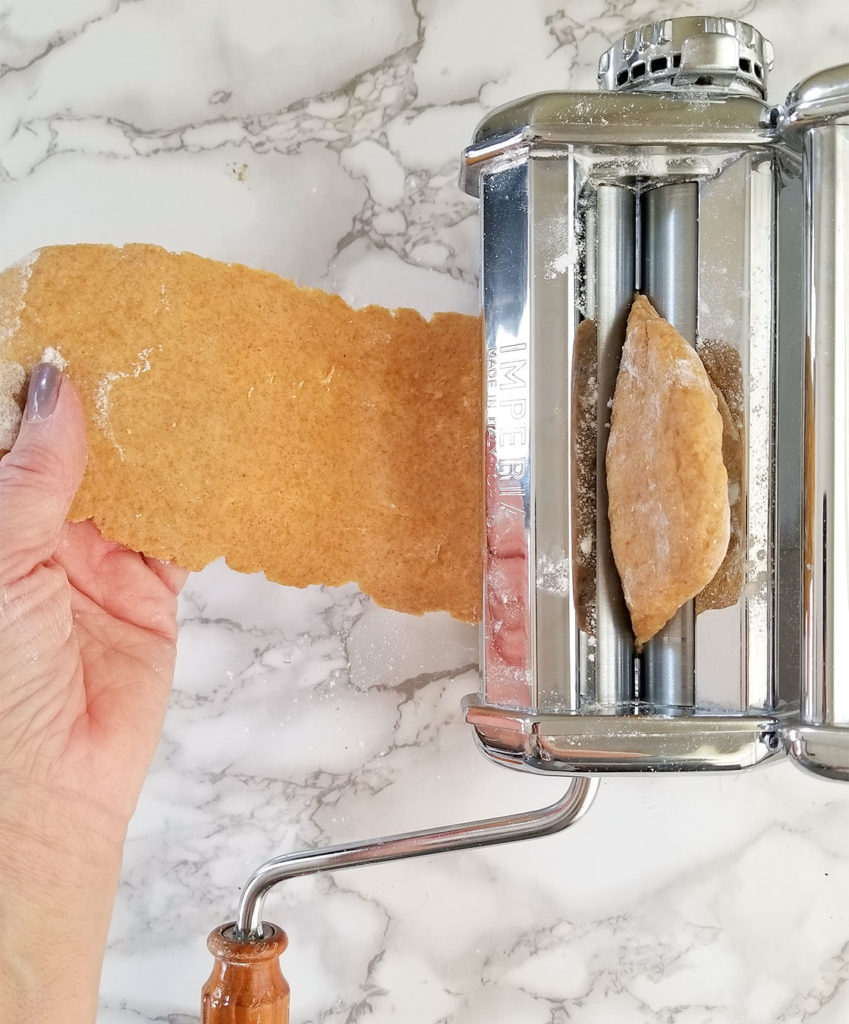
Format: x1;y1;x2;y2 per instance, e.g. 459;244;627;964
0;362;187;1022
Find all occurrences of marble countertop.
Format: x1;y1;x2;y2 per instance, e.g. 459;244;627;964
2;2;849;1022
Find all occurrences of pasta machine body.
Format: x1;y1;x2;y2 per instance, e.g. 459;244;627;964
460;16;849;779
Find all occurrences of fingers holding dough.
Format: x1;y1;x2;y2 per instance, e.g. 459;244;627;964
606;295;730;646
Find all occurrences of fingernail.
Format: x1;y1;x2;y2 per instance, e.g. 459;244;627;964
25;363;62;423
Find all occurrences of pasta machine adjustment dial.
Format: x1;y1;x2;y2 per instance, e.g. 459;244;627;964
597;16;775;98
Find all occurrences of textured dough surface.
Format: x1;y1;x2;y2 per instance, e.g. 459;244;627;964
0;244;482;621
606;295;730;645
696;339;745;613
570;318;598;636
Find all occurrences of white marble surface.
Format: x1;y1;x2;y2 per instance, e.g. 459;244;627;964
3;2;849;1021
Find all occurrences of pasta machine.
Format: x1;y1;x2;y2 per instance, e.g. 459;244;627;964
203;17;849;1021
463;14;849;779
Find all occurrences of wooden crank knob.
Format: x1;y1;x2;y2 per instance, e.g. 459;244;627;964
202;922;290;1024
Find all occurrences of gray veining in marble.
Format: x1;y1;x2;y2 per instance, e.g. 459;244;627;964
3;1;849;1021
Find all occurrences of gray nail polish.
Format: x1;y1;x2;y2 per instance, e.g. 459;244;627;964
25;362;62;423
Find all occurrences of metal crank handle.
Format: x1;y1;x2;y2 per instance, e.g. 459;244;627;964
201;776;599;1023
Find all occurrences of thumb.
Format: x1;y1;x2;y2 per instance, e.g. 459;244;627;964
0;363;88;583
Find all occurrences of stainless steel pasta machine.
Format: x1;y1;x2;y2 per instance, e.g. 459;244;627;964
203;18;849;1020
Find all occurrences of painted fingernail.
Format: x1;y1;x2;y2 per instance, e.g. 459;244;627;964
25;362;62;423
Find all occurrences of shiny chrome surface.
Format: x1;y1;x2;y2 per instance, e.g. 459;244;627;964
481;153;601;713
598;18;773;99
529;156;583;711
233;777;599;941
470;51;782;763
460;92;773;197
594;184;636;707
775;78;849;776
481;161;534;710
773;160;805;715
799;124;849;731
785;725;849;781
465;699;781;773
641;182;699;344
783;65;849;128
465;20;849;777
694;151;776;714
640;182;699;709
